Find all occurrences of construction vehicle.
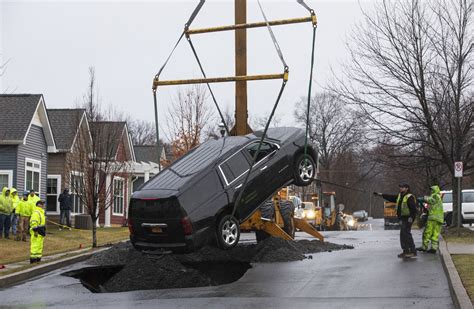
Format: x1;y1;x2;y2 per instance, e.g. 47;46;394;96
384;201;399;230
240;188;324;241
295;201;323;229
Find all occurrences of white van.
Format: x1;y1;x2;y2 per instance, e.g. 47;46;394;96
441;189;474;225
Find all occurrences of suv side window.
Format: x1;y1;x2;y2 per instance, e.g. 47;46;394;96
245;142;275;163
220;151;250;185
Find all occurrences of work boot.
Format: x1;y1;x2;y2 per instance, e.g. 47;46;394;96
416;247;426;252
30;258;36;264
403;252;417;258
427;248;437;254
397;252;406;258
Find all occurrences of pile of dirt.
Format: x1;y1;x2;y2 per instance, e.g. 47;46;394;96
104;255;209;292
89;238;353;267
85;238;353;292
87;242;138;266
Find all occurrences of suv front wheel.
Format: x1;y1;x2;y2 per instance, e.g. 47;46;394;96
294;154;316;186
216;215;240;249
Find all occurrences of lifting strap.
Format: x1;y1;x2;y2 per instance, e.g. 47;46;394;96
152;0;231;144
231;0;317;219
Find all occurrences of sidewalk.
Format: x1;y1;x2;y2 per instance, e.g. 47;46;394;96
0;247;91;274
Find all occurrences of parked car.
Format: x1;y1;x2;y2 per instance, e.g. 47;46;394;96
352;210;368;222
442;189;474;225
128;127;318;252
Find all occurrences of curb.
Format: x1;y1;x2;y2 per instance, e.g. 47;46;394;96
439;236;473;309
0;248;107;289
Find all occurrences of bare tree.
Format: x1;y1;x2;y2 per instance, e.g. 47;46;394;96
293;92;368;213
128;119;157;145
294;92;366;170
334;0;474;227
165;85;214;159
67;67;129;247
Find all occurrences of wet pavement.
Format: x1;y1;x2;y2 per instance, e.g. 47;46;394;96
0;219;453;308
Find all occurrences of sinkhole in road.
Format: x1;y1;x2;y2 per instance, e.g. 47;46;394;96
62;261;251;293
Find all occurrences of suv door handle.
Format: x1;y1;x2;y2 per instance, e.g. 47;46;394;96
260;166;268;171
235;184;243;189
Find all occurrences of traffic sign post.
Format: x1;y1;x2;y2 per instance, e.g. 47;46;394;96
455;162;463;235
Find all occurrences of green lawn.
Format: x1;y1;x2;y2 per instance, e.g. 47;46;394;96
442;227;474;244
0;225;129;264
451;255;474;303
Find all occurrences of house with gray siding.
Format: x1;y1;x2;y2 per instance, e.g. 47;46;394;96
0;94;56;200
46;108;91;216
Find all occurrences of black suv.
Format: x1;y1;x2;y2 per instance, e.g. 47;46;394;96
128;127;317;252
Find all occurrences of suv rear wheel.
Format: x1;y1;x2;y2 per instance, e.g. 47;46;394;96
294;154;316;186
216;215;240;249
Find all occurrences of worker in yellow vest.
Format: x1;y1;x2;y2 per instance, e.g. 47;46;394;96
0;187;13;239
10;188;20;238
27;190;40;208
30;200;46;263
417;185;444;253
374;183;418;258
16;191;33;241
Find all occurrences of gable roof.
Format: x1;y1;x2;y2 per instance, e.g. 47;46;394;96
47;109;87;152
0;94;56;151
90;121;135;161
0;94;42;142
134;145;164;164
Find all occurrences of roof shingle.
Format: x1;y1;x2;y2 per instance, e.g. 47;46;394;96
47;109;86;151
134;145;163;164
0;94;42;142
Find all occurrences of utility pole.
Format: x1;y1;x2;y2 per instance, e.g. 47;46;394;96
231;0;252;136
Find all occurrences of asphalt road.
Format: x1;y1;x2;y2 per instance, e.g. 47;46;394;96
0;219;453;308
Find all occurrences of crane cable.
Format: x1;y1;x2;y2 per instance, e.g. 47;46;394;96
152;0;231;148
230;0;317;219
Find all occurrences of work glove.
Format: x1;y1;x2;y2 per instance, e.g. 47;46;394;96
408;217;413;223
34;231;38;237
373;192;382;197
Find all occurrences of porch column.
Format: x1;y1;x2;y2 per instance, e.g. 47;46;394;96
105;174;111;227
144;171;150;182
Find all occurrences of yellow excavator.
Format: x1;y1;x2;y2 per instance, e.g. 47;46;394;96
239;188;324;241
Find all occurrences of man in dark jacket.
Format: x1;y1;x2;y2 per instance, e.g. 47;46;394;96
58;188;72;229
374;183;417;258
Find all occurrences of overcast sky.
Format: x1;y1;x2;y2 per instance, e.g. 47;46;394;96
1;0;371;136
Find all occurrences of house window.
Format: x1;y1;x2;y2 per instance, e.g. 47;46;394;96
25;159;41;193
0;170;13;189
71;172;84;214
46;176;61;213
113;177;124;215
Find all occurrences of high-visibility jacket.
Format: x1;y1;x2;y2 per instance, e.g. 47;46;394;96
396;193;414;217
10;188;20;212
424;185;444;224
16;199;34;217
0;187;12;215
30;206;46;259
27;194;40;209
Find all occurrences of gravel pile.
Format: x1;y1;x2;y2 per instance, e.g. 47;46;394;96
104;255;209;292
85;237;353;292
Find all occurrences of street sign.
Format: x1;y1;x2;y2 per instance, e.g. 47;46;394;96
455;161;463;178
